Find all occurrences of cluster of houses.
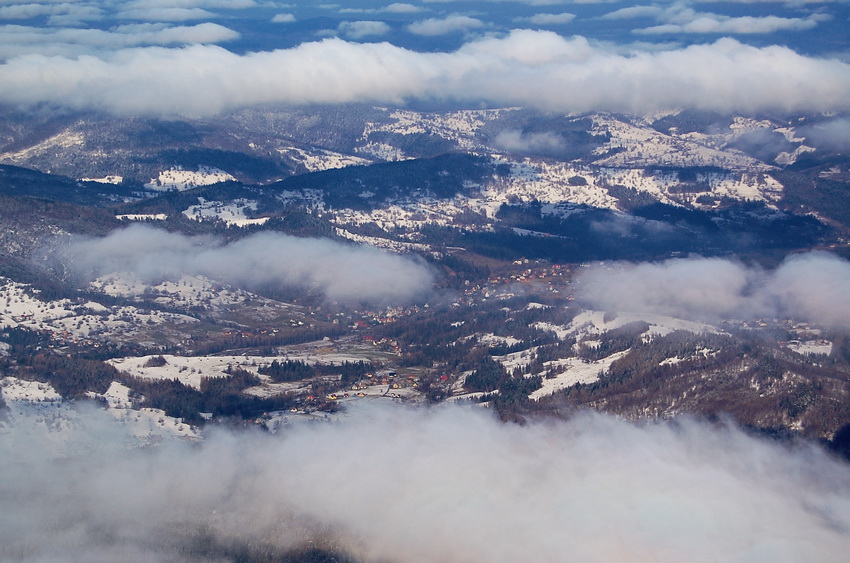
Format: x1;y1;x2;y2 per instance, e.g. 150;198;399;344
458;261;575;303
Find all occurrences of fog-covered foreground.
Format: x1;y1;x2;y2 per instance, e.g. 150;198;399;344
2;404;849;562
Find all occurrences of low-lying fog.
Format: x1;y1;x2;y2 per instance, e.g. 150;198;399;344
55;224;435;306
2;403;849;562
577;252;850;331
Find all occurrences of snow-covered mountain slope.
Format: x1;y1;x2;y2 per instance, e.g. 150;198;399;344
89;272;309;324
518;310;725;399
0;276;198;346
589;114;775;171
0;107;820;204
278;146;371;173
356;107;511;159
0;273;309;350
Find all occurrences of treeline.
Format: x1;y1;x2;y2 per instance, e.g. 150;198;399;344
121;370;294;424
464;357;509;392
481;376;544;421
18;353;118;399
271;153;493;210
576;321;650;361
258;359;374;384
0;166;137;209
464;356;543;421
187;324;346;356
157;147;290;183
429;199;829;263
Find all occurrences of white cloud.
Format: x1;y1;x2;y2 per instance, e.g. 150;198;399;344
116;7;216;22
271;13;296;23
339;3;424;14
0;2;105;25
493;129;566;153
122;0;256;9
576;252;850;330
3;403;850;561
0;0;260;25
517;12;577;24
0;3;64;19
1;31;849;116
600;5;665;20
407;14;486;35
424;0;568;4
337;20;391;39
58;225;435;305
0;22;239;58
695;0;841;3
638;14;822;34
603;4;827;34
800;117;850;152
384;2;424;13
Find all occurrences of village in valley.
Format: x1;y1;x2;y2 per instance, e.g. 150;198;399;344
3;244;847;442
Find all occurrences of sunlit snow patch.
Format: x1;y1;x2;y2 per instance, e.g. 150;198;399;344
145;166;235;191
278;147;370;172
80;175;123;184
116;213;168;221
183;197;269;226
785;340;833;356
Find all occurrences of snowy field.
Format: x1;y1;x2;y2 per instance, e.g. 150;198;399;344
529;352;630;400
590;114;774;172
279;146;371;172
183;197;270;226
785;340;833;356
81;175;123;184
145;166;236;191
108;347;381;391
107;354;265;389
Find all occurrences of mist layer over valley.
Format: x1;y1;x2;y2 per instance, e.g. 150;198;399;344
55;224;435;306
3;403;850;563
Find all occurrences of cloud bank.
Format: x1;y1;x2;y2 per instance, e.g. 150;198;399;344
407;14;486;35
603;4;827;34
1;30;848;116
493;128;567;154
800;117;850;152
576;252;850;330
338;20;391;39
57;225;434;305
519;12;577;25
2;403;849;562
0;21;240;59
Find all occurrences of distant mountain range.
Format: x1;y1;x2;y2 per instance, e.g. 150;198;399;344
1;104;849;445
2;105;848;229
